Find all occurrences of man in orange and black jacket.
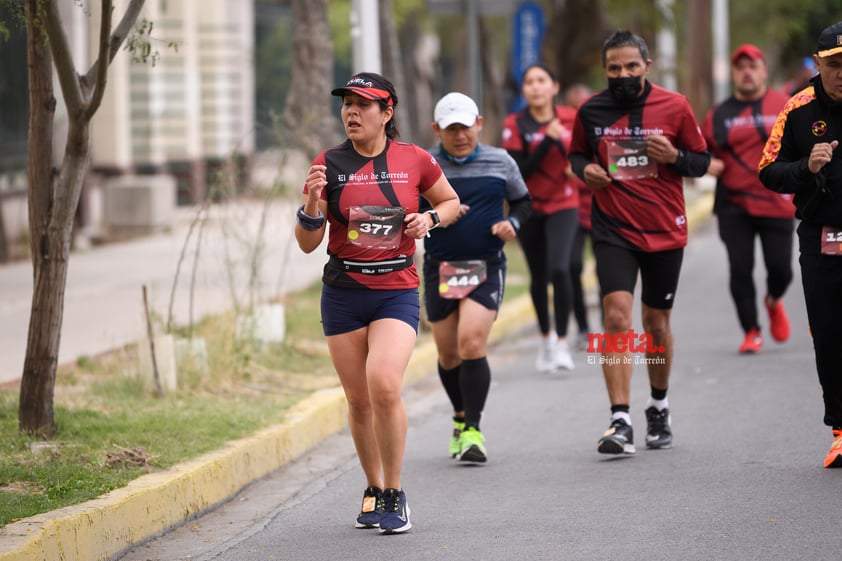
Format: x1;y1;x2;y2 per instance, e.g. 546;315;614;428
759;21;842;469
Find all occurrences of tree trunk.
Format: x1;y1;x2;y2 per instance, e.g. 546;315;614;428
282;0;340;159
20;253;66;436
378;0;412;140
19;0;145;435
684;0;711;121
544;0;607;90
0;199;8;263
20;0;58;436
25;1;55;265
406;22;438;149
479;17;506;144
20;84;89;440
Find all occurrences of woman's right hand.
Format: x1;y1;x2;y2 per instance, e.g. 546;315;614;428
545;118;564;140
305;165;327;202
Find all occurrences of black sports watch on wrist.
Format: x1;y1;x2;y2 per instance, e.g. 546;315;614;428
426;209;441;229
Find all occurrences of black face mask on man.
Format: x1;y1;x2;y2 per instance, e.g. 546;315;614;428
607;76;643;104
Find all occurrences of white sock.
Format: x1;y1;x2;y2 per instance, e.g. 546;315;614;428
611;411;632;426
647;396;669;411
542;333;557;351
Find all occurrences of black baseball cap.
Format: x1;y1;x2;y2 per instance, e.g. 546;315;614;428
331;73;395;107
817;22;842;58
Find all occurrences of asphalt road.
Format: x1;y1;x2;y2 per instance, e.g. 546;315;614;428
117;217;839;561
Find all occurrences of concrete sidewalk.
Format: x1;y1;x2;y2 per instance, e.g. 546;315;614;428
0;185;714;561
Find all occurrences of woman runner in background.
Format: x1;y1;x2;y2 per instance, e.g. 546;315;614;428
502;64;580;372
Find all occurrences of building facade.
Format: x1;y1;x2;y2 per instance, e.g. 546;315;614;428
0;0;256;246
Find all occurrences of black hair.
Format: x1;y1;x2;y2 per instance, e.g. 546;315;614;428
601;30;650;67
520;63;558;85
353;72;400;140
378;75;400;140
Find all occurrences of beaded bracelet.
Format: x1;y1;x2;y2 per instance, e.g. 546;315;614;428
297;205;325;231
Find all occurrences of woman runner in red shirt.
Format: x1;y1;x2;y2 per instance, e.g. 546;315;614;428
502;64;580;373
296;72;460;533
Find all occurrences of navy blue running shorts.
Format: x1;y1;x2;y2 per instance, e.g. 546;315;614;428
594;243;683;310
320;284;420;336
422;255;506;323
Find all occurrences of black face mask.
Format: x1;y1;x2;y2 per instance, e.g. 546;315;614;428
607;76;643;104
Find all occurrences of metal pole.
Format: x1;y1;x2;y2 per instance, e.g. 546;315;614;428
656;0;677;91
711;0;730;103
466;0;481;105
351;0;382;74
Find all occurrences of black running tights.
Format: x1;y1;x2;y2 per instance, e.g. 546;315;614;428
717;211;794;333
517;208;579;337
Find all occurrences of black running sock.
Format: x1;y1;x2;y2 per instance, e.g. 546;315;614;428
650;386;668;401
437;363;463;412
460;357;491;429
610;404;631;425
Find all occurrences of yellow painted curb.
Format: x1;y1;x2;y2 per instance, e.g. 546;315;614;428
0;387;348;561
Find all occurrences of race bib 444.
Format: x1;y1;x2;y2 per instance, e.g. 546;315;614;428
438;260;487;300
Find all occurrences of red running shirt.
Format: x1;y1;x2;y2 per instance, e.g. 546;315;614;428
501;105;579;214
570;83;708;252
702;89;795;218
306;139;443;289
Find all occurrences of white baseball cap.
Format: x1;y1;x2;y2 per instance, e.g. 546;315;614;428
434;92;479;128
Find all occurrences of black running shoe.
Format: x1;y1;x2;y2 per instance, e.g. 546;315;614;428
645;406;673;449
598;419;635;454
379;488;411;534
354;486;383;529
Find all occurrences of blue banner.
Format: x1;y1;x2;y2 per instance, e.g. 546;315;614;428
511;1;545;86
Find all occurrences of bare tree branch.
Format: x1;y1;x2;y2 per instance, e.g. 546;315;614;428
43;0;83;115
83;0;114;120
82;0;146;102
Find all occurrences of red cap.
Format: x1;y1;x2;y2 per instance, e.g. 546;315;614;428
731;44;765;65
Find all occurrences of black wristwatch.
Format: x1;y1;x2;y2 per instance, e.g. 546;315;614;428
426;209;441;229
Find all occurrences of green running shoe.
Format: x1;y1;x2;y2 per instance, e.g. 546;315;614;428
458;426;487;463
450;418;465;458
